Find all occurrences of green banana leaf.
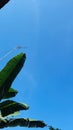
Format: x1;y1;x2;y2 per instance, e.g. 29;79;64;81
0;0;10;9
3;88;18;99
0;118;7;128
0;118;47;128
0;100;29;117
0;53;26;100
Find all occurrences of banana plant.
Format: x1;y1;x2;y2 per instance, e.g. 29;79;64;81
0;53;61;130
0;52;48;129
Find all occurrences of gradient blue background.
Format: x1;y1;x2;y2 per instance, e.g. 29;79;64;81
0;0;73;130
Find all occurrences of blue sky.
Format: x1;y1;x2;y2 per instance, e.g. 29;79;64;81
0;0;73;130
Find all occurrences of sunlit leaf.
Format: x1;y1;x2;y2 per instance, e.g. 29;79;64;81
5;111;20;118
0;100;29;117
0;53;26;100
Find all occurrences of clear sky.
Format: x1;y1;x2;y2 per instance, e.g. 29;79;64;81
0;0;73;130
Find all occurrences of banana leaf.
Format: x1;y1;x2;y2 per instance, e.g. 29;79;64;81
0;100;29;117
3;88;18;99
0;0;10;9
0;53;26;100
0;118;47;128
0;118;7;128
